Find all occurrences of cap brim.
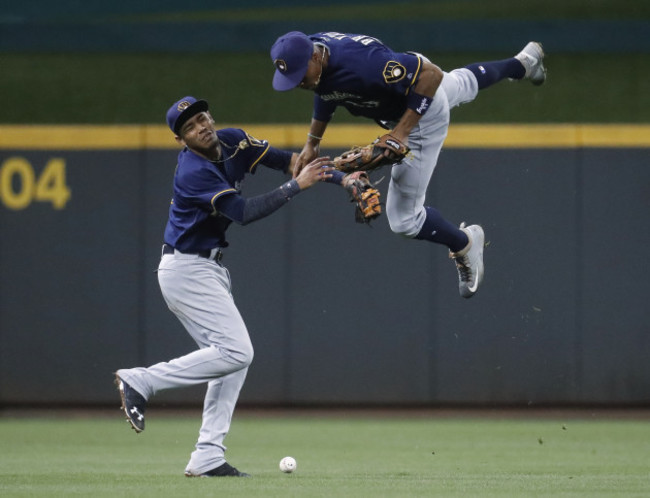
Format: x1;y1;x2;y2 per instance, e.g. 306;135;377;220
174;99;209;135
272;70;304;92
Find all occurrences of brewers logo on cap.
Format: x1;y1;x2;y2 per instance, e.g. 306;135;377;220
177;100;192;111
166;96;208;135
270;31;313;91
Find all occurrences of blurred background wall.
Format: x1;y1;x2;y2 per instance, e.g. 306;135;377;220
1;1;649;407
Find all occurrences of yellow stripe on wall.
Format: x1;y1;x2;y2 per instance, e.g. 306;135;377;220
1;124;649;150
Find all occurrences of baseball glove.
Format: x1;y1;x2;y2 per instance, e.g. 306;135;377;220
344;171;382;224
333;134;410;173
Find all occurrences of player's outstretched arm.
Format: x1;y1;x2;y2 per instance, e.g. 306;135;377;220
294;119;329;177
215;157;332;226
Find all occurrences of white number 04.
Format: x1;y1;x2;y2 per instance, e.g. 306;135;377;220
0;157;71;210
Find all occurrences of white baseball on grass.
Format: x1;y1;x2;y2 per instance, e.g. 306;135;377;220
279;456;297;473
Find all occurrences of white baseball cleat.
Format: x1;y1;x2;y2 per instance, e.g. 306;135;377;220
450;222;485;298
514;41;547;86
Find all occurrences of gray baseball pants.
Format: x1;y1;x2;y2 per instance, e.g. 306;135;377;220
386;67;479;237
116;249;253;475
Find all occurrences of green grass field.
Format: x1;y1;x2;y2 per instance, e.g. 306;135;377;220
1;410;649;497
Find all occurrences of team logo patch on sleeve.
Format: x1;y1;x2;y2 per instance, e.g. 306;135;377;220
383;61;406;84
246;133;267;147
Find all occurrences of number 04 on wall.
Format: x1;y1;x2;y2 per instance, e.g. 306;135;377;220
0;157;71;210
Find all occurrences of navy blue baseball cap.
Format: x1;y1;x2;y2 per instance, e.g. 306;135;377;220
166;96;209;135
271;31;314;91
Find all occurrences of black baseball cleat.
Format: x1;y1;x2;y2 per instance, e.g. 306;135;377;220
115;373;147;433
184;462;251;478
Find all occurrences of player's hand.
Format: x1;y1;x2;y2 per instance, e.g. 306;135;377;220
386;130;409;154
295;156;333;189
293;145;320;178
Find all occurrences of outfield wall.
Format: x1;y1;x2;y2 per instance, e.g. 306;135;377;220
1;124;649;407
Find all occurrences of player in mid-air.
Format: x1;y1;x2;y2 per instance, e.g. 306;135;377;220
270;31;547;298
115;96;334;478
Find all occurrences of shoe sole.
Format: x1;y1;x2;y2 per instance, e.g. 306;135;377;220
115;373;144;433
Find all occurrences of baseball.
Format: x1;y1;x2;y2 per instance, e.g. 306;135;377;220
279;456;297;473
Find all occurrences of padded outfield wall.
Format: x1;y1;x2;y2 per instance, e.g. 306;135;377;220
0;124;649;407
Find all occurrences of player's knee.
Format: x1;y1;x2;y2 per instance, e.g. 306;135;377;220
387;215;420;238
243;344;254;366
232;342;254;367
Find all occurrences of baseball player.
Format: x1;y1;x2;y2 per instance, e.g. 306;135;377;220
270;31;547;298
115;96;333;478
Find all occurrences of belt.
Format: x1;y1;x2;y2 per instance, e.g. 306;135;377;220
162;243;223;263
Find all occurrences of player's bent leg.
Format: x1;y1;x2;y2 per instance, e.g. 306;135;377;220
385;105;447;238
462;41;546;91
157;255;255;379
145;341;253;390
413;206;469;250
385;179;429;239
386;146;465;248
440;68;480;109
385;190;423;238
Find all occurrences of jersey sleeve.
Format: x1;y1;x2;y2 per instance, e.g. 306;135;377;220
240;131;271;173
175;152;237;213
230;130;293;173
258;144;293;172
371;50;422;97
313;94;337;123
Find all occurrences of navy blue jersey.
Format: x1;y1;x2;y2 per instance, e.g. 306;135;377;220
309;32;423;123
163;128;292;251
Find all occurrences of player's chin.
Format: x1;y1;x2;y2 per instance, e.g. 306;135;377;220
201;132;218;145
